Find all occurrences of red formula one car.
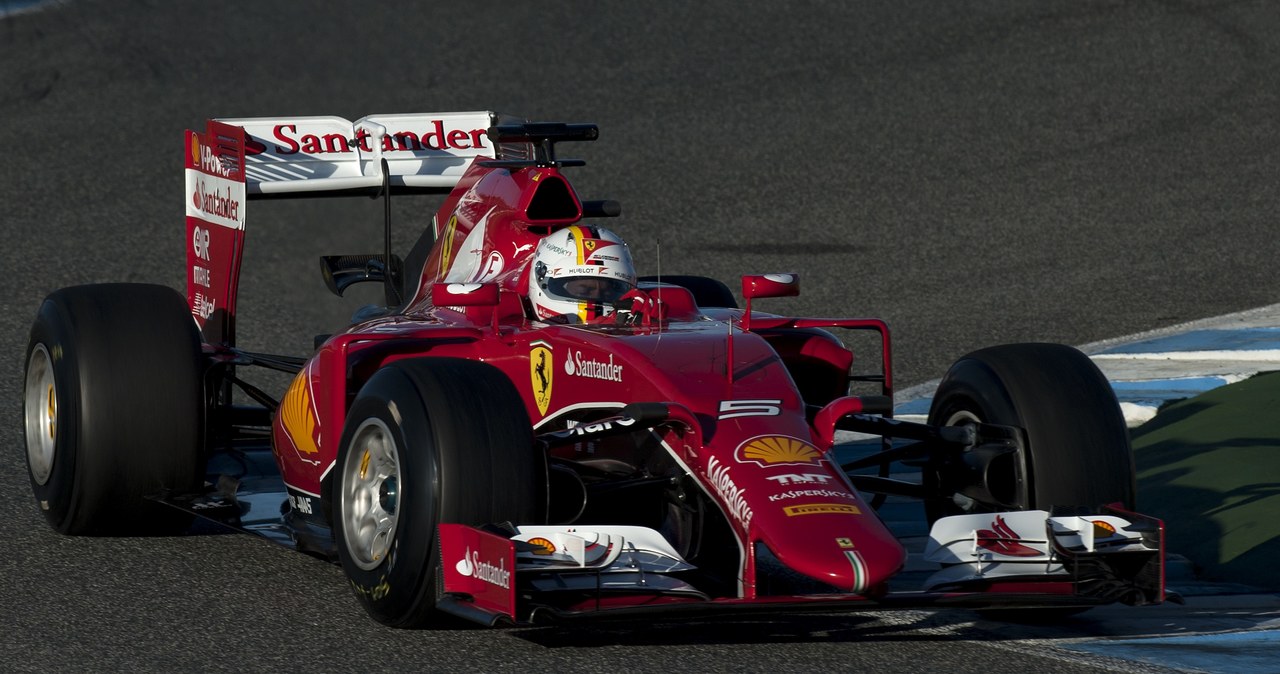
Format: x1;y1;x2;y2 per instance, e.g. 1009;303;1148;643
23;112;1168;627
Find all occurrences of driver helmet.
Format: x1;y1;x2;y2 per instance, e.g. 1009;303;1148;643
528;225;636;323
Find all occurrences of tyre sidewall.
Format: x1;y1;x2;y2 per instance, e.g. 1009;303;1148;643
929;357;1020;429
334;368;440;626
26;299;84;532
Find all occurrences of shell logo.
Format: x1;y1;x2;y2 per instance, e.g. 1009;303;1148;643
190;135;201;167
734;435;823;467
527;537;556;555
280;370;319;455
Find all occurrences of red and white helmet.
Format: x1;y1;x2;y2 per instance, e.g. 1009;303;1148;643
529;225;636;323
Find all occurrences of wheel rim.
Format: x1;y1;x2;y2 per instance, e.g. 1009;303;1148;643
929;407;985;516
936;406;1025;513
340;418;402;572
25;344;57;486
944;409;981;427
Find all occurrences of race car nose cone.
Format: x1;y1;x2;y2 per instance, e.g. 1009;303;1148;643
757;509;906;594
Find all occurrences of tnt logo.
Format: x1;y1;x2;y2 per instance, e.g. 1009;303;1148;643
765;473;834;486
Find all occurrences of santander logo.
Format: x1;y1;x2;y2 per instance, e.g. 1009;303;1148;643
455;547;511;589
191;179;242;226
564;350;624;382
248;121;488;156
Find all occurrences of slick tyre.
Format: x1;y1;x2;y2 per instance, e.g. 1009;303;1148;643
638;275;737;308
24;284;205;535
925;343;1135;522
333;358;546;628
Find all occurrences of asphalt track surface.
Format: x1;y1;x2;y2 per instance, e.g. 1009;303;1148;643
2;1;1278;671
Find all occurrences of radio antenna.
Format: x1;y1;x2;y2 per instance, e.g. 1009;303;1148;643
655;239;662;336
655;238;661;292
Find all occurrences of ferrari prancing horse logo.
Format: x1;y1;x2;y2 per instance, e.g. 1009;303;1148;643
530;341;553;415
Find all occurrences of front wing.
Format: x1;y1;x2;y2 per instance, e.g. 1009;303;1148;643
436;506;1167;626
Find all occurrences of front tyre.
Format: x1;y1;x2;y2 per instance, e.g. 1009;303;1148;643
925;343;1135;521
24;284;205;535
333;358;546;628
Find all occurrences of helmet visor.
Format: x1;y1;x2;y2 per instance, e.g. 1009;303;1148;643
546;276;633;304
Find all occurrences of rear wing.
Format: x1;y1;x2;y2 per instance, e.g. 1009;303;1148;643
222;111;525;197
184;111;524;345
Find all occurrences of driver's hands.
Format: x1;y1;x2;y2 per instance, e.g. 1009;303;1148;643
612;289;663;327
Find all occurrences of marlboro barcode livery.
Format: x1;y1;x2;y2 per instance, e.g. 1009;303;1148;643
23;112;1168;629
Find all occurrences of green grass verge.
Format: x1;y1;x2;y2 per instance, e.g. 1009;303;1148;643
1132;370;1280;590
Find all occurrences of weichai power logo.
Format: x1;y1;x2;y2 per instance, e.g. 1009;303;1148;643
734;435;824;467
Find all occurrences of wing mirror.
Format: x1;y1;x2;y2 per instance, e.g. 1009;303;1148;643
742;273;800;300
740;273;799;331
431;282;501;307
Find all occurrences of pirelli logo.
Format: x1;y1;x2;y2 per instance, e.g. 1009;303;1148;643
783;503;862;517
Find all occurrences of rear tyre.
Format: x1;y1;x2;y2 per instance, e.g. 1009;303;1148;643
24;284;205;535
333;358;546;628
638;275;737;308
925;343;1135;622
